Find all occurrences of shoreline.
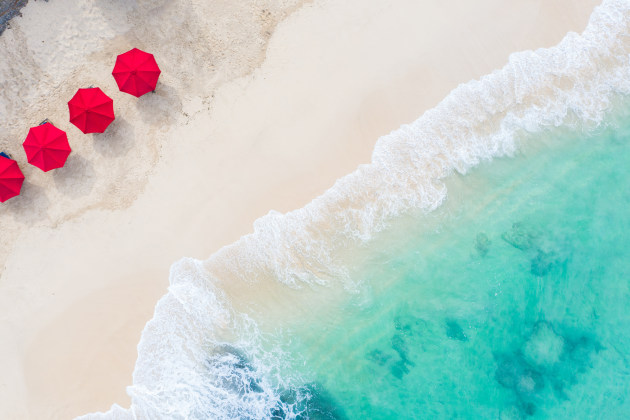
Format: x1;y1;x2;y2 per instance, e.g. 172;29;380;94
0;0;600;418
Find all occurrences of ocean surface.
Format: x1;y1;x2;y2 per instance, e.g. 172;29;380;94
279;117;630;419
81;1;630;419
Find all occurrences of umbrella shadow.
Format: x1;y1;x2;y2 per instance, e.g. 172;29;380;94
4;181;51;225
92;117;135;158
53;154;96;198
135;81;182;127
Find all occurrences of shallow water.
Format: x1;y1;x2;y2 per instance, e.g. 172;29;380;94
279;117;630;418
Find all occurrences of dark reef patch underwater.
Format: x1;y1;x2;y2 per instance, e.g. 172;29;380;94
204;345;348;419
278;115;630;418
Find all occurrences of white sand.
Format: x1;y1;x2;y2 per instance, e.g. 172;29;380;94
0;0;599;418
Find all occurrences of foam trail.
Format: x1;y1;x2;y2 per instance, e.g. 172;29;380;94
78;1;630;418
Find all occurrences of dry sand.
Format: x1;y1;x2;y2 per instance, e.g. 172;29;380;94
0;0;599;418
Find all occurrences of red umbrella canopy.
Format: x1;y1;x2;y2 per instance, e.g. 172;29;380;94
0;156;25;203
112;48;161;97
68;87;115;134
22;123;72;172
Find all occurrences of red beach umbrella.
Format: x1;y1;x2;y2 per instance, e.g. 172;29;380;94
22;122;72;172
0;155;25;203
68;87;115;134
112;48;161;97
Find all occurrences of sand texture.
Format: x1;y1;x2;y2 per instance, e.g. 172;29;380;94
0;0;599;418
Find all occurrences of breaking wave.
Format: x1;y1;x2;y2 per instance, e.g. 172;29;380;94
78;1;630;418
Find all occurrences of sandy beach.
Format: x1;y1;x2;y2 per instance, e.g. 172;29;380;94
0;0;599;418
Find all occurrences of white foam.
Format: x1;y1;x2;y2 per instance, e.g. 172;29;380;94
77;1;630;418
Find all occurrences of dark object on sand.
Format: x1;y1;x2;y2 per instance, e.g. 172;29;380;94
0;0;28;36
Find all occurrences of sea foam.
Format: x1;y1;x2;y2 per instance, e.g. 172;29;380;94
78;1;630;418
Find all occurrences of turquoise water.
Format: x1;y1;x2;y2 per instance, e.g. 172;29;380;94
277;116;630;419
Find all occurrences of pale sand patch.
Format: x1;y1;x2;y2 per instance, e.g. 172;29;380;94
0;0;598;418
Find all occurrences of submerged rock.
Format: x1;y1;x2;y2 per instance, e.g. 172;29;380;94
550;334;601;395
521;401;537;417
523;322;565;369
391;333;409;359
302;384;348;420
515;370;544;396
215;345;250;370
393;313;427;337
495;356;545;418
445;319;468;342
206;345;264;394
502;222;537;251
494;353;544;418
495;357;542;395
530;251;554;276
390;333;415;378
390;360;411;379
367;349;391;366
367;330;416;379
495;321;601;417
271;382;348;420
566;335;601;366
499;406;526;420
474;232;492;256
